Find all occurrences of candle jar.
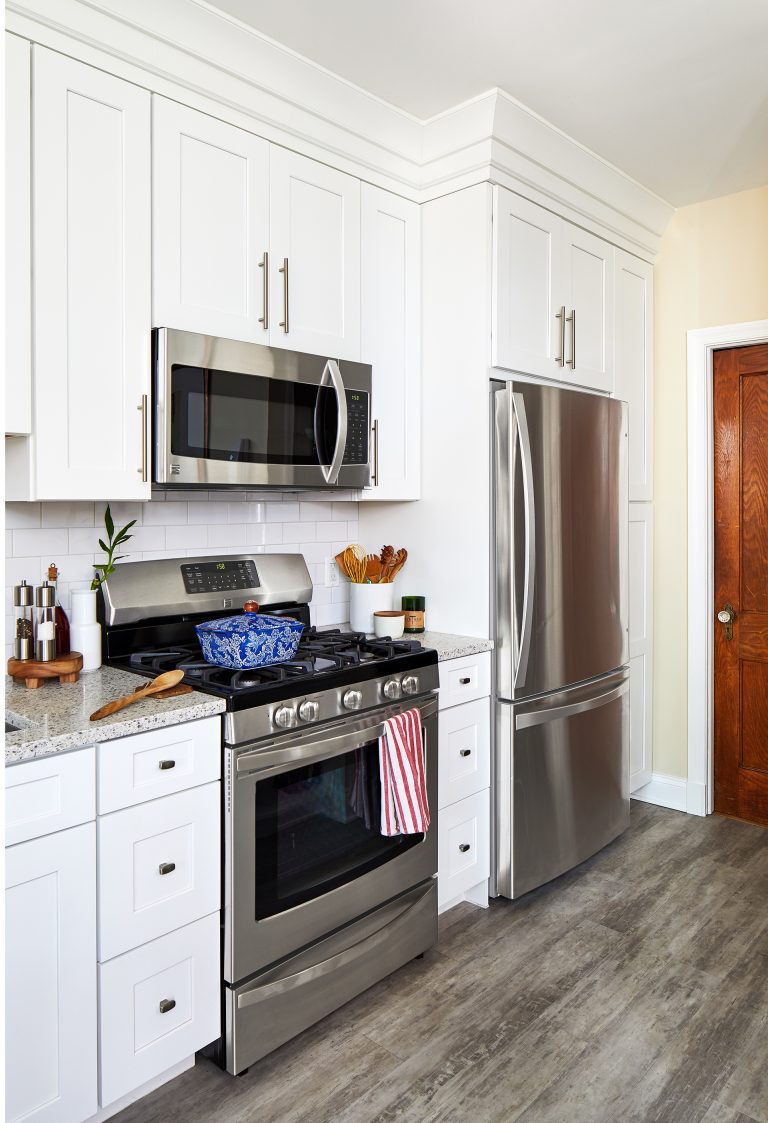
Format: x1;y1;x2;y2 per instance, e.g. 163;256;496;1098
13;581;34;660
35;582;57;661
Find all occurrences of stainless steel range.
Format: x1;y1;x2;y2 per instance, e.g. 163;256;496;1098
100;554;439;1075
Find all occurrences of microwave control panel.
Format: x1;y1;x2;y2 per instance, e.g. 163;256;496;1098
342;390;370;466
181;559;260;594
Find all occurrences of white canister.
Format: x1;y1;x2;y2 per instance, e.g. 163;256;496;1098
349;583;394;635
70;588;102;672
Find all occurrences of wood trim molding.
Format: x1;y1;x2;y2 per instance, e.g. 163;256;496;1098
7;0;673;258
686;321;768;816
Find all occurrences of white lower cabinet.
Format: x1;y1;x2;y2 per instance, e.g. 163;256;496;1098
5;822;98;1123
437;655;492;913
98;912;220;1106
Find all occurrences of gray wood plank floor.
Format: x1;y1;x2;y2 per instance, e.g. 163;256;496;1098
114;802;768;1123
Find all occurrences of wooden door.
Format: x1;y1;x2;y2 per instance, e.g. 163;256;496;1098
152;97;270;342
714;344;768;825
359;183;421;501
33;47;151;500
6;824;97;1123
269;147;360;360
561;223;614;393
492;186;563;378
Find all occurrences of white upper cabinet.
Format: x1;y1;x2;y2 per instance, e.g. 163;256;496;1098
32;47;151;500
269;147;360;360
6;33;31;436
359;184;421;501
561;224;614;393
153;98;270;342
492;186;615;394
615;249;653;501
492;189;560;379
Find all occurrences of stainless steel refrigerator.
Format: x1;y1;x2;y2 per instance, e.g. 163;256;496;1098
491;380;630;899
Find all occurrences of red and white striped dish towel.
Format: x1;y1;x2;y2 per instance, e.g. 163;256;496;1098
379;708;430;836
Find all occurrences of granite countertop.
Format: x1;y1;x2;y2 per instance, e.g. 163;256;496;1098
6;665;225;765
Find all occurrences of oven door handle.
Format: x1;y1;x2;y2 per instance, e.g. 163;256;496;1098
313;359;348;485
235;879;434;1008
235;695;438;775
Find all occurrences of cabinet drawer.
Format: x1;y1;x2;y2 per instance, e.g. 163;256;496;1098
97;716;221;813
98;783;220;961
438;652;491;710
5;747;95;846
438;789;490;911
98;911;220;1107
438;698;491;810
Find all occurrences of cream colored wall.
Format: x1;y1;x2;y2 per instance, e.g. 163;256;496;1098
653;185;768;777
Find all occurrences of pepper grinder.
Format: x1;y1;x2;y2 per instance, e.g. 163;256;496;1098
35;582;57;662
13;580;34;660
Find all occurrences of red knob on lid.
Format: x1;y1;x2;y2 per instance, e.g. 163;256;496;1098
243;601;260;613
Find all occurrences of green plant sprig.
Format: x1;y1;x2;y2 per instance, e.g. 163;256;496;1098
91;504;136;591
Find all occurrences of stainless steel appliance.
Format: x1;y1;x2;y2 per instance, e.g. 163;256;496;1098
492;381;630;899
153;329;372;489
101;555;438;1074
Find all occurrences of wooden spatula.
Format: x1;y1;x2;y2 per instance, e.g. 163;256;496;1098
133;682;194;701
89;670;185;721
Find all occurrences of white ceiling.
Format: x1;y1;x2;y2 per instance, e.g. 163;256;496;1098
207;0;768;207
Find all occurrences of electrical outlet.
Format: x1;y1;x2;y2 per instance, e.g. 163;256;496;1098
325;558;339;588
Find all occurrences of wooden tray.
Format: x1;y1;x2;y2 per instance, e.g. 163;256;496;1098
7;651;84;689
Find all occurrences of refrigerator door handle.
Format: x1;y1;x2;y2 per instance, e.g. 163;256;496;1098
512;392;536;690
515;679;628;731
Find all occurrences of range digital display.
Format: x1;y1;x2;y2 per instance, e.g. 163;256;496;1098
181;560;260;594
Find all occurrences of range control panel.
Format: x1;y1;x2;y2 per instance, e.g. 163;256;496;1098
342;390;370;466
181;559;260;594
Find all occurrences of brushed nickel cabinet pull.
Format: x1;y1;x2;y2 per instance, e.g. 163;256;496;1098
278;257;289;333
158;861;176;876
158;759;175;771
138;395;148;481
555;305;566;366
566;309;576;370
372;419;379;486
459;748;472;757
459;843;471;853
459;677;471;685
258;251;269;330
159;998;176;1014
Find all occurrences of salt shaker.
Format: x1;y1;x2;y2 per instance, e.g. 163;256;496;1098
35;582;57;661
13;580;34;660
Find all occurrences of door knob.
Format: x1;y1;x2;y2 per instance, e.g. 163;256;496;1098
717;603;735;641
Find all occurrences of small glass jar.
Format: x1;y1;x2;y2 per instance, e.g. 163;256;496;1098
13;581;34;660
35;582;57;662
401;595;426;634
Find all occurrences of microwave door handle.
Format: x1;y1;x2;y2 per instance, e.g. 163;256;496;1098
324;359;348;484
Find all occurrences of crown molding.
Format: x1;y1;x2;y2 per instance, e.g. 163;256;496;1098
7;0;674;257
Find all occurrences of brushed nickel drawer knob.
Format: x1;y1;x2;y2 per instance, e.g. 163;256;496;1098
158;861;176;876
158;760;175;770
459;749;472;757
159;998;176;1014
459;843;471;853
459;677;471;685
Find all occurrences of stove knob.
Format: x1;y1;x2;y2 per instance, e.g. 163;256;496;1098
298;700;319;723
343;689;363;711
273;705;298;729
402;675;419;696
383;678;401;701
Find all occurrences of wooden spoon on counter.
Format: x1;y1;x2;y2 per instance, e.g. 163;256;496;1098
89;670;185;722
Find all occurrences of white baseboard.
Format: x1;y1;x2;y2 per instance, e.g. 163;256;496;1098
686;780;707;816
632;772;688;813
86;1057;194;1122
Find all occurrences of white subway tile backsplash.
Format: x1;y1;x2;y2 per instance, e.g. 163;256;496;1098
235;502;265;524
245;524;268;546
300;502;334;522
283;522;313;544
265;502;300;522
107;502;143;527
189;501;228;524
126;526;167;553
67;527;103;555
6;502;42;529
41;501;95;528
207;524;246;547
13;528;69;557
165;524;207;550
315;522;349;542
143;501;188;525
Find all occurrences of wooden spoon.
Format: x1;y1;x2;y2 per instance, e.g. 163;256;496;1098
90;670;185;721
133;681;194;701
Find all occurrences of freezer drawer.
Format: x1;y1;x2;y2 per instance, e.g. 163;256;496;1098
494;670;629;899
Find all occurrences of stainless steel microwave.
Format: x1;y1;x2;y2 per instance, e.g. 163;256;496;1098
153;328;372;489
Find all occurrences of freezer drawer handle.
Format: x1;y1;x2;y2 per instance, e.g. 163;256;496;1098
158;862;176;876
459;677;471;685
459;843;471;853
459;749;472;757
159;998;176;1014
515;680;628;731
158;759;175;770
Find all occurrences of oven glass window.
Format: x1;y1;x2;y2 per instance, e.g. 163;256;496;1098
170;365;338;466
254;737;423;920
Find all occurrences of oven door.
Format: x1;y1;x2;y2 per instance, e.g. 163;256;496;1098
154;328;371;489
224;694;438;985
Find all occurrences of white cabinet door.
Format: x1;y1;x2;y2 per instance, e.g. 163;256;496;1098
6;823;97;1123
359;184;421;501
492;187;562;378
269;147;360;359
33;47;151;500
615;250;653;500
561;224;614;393
152;98;270;342
629;502;653;792
6;33;31;436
